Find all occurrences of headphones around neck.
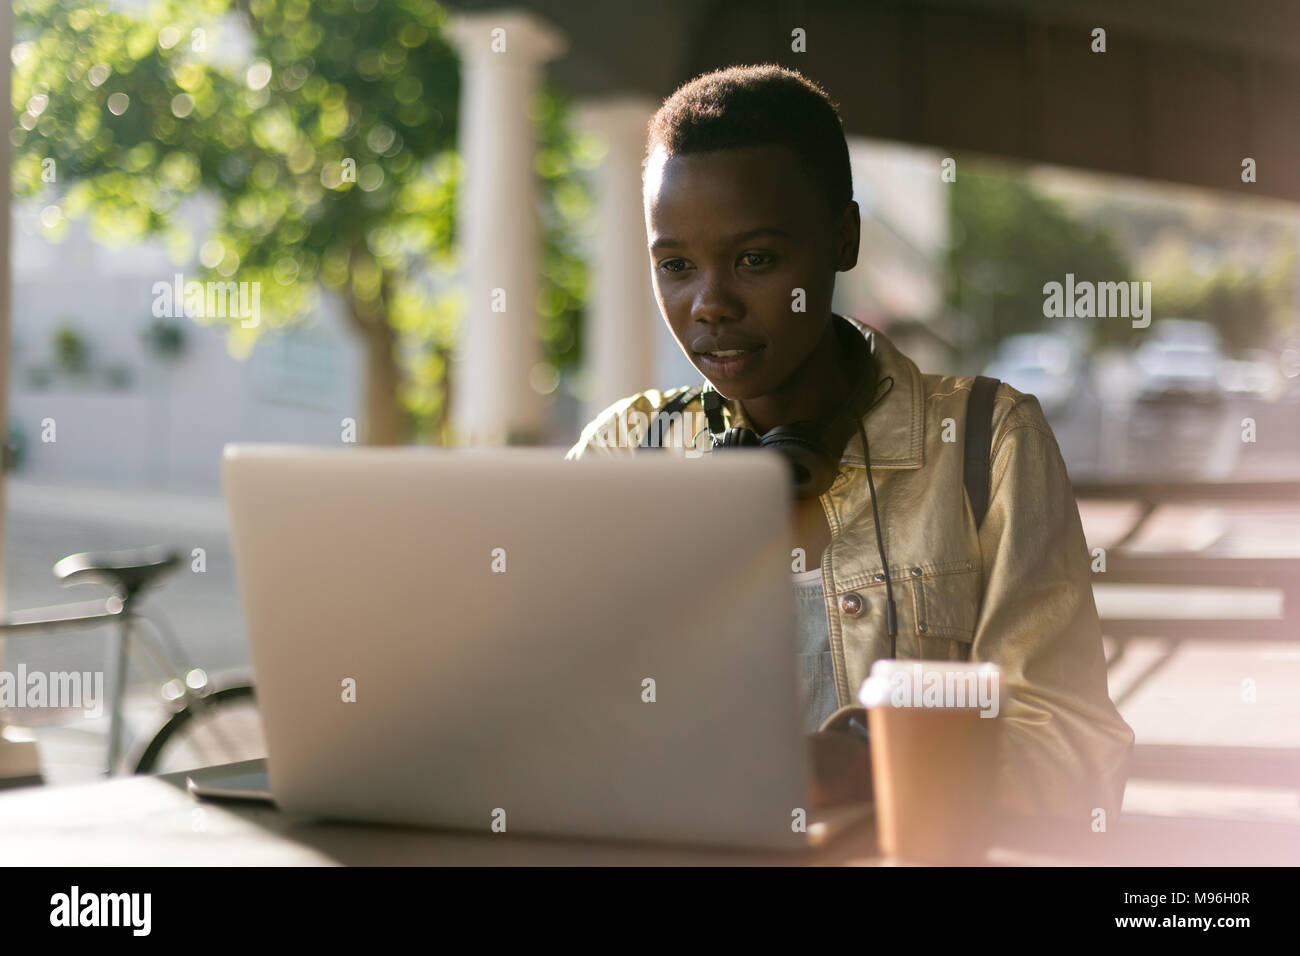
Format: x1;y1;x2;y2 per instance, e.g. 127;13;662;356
638;315;901;650
699;321;880;500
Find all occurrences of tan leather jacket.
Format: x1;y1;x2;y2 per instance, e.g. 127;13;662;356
564;318;1135;823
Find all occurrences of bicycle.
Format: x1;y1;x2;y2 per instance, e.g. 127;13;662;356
0;545;263;777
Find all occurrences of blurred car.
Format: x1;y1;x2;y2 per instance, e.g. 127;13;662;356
982;332;1085;418
1148;317;1222;349
1279;338;1300;403
1218;349;1283;400
1134;319;1223;404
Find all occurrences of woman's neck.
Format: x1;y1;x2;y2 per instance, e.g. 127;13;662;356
740;315;863;435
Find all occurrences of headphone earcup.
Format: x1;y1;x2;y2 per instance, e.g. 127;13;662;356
721;427;760;449
760;426;839;499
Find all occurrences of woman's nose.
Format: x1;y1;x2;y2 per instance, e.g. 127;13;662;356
691;270;744;324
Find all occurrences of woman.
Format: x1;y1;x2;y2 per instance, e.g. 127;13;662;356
566;64;1134;822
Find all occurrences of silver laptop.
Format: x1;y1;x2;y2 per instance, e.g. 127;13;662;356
203;444;872;851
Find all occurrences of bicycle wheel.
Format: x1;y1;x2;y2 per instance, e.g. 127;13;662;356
132;683;264;775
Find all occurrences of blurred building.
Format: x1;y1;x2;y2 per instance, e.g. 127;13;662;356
9;198;363;492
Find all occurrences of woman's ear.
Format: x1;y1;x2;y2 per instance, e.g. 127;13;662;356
835;200;861;272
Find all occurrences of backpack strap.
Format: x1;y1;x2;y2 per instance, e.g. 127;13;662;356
963;376;1000;529
638;386;705;449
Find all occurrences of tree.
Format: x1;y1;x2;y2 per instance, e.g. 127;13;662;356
12;0;590;444
946;165;1133;358
948;163;1297;359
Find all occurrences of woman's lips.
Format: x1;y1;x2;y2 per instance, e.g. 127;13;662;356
696;344;766;378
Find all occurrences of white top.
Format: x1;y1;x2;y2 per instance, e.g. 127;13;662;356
791;566;836;733
790;566;824;586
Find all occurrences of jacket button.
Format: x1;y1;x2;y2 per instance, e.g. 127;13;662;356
918;623;929;634
839;592;866;616
910;566;923;577
873;572;885;583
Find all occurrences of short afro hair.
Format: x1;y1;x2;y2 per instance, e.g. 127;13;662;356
645;64;854;217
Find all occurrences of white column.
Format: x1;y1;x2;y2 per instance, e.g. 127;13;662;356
445;10;566;446
574;97;661;422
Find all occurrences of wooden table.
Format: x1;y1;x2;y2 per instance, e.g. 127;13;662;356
1;759;1296;865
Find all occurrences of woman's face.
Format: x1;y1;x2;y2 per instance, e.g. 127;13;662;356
643;142;859;403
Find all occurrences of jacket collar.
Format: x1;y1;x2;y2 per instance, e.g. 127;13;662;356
723;316;925;470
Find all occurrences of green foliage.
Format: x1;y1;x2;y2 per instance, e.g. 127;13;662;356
52;321;88;372
947;162;1296;358
534;86;593;383
1145;244;1295;353
946;165;1132;358
142;317;187;358
13;0;590;441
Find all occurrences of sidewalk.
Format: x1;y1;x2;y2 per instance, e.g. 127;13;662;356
7;685;265;787
4;477;230;535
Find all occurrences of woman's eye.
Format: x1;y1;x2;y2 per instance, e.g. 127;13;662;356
740;252;773;267
659;258;688;273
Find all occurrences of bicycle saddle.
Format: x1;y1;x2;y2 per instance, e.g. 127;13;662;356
53;546;182;597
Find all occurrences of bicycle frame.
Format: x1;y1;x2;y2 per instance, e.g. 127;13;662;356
0;591;204;775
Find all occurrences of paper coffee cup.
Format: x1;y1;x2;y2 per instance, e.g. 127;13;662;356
859;660;1002;865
